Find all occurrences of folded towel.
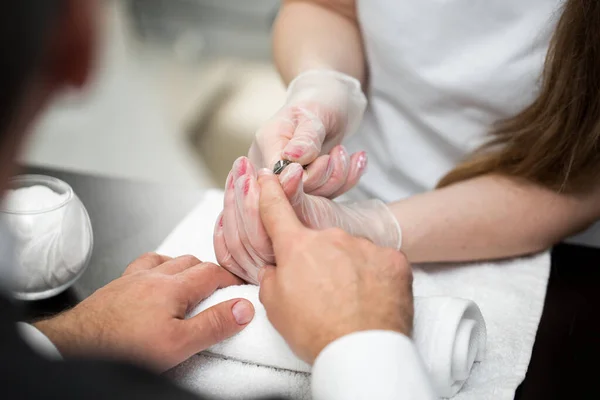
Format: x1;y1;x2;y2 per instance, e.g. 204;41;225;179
185;284;485;398
160;190;550;400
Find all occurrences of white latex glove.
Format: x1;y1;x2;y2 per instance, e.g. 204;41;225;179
249;69;367;173
214;160;399;284
279;163;402;250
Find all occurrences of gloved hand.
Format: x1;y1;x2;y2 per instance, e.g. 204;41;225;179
248;69;367;187
214;158;400;284
278;162;402;250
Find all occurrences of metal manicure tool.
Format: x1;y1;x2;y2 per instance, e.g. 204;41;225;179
273;160;293;175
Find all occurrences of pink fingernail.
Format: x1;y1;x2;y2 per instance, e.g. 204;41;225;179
226;173;234;189
232;300;254;325
218;214;224;227
243;176;251;196
283;146;304;159
357;152;368;172
238;158;248;175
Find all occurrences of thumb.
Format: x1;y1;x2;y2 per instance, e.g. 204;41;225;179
282;107;326;166
184;299;255;353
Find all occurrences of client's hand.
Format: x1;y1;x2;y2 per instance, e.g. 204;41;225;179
34;254;254;372
256;170;414;364
214;151;367;284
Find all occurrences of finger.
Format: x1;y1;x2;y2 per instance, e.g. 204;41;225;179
183;299;255;355
234;173;275;269
177;262;244;307
257;169;305;241
256;112;297;170
214;213;254;283
330;151;368;198
123;252;172;275
308;145;350;197
279;163;305;210
223;158;262;283
155;254;202;275
282;106;326;165
258;265;277;309
303;154;333;193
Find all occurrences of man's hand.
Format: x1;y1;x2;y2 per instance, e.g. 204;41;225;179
34;254;255;372
256;170;413;364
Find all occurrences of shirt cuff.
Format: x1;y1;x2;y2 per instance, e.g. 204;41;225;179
312;330;436;400
17;322;62;360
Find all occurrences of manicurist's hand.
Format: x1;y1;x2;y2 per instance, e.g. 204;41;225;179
35;253;255;372
248;69;367;178
256;169;414;364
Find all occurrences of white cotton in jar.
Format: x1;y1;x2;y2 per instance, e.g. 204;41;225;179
3;182;93;298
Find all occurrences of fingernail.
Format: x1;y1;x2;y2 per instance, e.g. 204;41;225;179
283;145;304;159
280;163;302;184
232;300;254;325
357;152;368;173
258;168;273;177
243;176;251;196
218;214;224;228
237;158;248;175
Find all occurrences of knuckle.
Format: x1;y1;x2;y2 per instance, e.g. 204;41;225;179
386;250;412;277
140;252;163;264
324;227;350;242
179;254;201;265
205;308;230;343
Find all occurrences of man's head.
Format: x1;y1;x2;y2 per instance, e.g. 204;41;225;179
0;0;99;186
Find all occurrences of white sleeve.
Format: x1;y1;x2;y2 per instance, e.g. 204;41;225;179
17;322;62;360
312;330;437;400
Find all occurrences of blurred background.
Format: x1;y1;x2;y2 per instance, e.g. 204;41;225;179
21;0;286;189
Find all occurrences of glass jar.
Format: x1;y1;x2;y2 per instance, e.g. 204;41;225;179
1;175;93;300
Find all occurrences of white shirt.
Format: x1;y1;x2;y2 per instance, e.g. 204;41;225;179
345;0;600;246
347;0;563;201
21;324;436;399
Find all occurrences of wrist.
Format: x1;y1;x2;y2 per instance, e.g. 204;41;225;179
337;199;402;250
34;307;95;357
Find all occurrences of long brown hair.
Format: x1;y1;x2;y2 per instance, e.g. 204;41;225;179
438;0;600;193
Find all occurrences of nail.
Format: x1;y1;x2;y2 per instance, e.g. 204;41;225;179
243;176;251;196
283;145;304;159
237;158;247;175
258;168;273;177
357;152;368;173
280;163;302;184
232;300;254;325
218;214;224;228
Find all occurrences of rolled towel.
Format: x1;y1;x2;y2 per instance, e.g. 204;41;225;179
413;297;486;397
189;285;486;398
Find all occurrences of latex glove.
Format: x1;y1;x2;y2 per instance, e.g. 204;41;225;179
214;158;398;284
279;162;402;250
248;69;367;176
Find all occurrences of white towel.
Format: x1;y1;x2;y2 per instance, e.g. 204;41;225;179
160;190;550;400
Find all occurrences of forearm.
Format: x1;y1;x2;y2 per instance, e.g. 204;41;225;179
273;0;366;85
391;175;600;263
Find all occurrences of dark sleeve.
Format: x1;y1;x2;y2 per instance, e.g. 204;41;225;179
0;294;285;400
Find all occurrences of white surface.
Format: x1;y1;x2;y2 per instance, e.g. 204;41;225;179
159;190;550;399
